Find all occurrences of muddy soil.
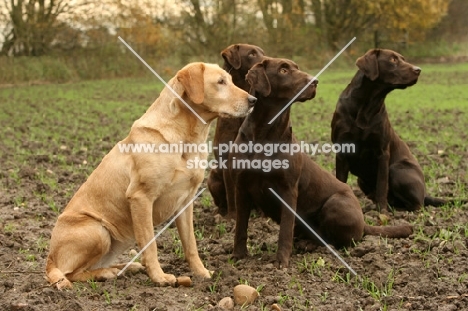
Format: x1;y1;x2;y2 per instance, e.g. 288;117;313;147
1;93;467;310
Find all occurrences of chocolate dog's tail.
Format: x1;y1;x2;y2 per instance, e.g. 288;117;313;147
46;257;73;290
424;196;467;207
364;224;413;239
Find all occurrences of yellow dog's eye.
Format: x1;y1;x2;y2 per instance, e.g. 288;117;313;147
218;78;226;85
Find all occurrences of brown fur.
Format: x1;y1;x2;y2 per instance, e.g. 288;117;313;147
207;44;267;217
229;58;412;268
331;49;450;212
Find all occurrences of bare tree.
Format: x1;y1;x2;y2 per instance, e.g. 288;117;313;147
320;0;375;50
0;0;88;56
256;0;311;56
158;0;264;60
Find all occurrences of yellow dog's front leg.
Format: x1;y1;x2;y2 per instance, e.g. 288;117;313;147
127;188;176;287
175;202;212;278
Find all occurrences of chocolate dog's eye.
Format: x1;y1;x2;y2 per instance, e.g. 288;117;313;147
390;57;398;63
248;52;257;57
280;68;288;74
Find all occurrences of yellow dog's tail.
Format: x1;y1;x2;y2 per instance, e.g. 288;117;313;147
46;257;73;290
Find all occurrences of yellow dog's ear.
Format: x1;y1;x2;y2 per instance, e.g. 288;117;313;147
177;63;205;104
356;49;380;81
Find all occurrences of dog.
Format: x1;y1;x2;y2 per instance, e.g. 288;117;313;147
46;62;256;289
331;48;450;213
228;58;412;268
207;43;266;218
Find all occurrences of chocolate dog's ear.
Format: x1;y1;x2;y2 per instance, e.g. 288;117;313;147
177;62;205;104
245;60;271;97
221;44;241;70
356;49;380;81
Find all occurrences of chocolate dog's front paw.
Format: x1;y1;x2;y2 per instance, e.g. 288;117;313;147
231;251;248;262
375;202;390;214
275;254;290;269
295;239;319;252
274;259;289;269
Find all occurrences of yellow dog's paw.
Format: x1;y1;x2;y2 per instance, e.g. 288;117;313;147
55;278;73;290
103;268;121;279
122;262;145;274
150;272;177;287
202;269;213;279
191;267;212;279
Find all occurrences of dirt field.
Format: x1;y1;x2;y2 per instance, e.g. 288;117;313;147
1;64;467;310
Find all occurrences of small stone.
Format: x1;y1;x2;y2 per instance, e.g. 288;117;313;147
379;213;390;224
10;302;29;310
233;284;259;305
218;297;234;310
436;176;451;184
263;296;277;305
271;303;282;311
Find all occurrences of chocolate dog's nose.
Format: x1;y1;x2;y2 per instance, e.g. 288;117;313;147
413;66;421;75
248;95;257;107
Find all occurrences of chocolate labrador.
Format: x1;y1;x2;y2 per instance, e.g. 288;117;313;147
331;48;448;213
229;57;412;268
207;44;267;217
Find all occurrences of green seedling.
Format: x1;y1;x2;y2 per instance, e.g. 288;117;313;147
208;271;222;293
217;222;227;237
103;289;111;304
4;223;16;234
87;279;100;291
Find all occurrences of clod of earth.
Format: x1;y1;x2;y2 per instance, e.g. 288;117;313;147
176;276;192;287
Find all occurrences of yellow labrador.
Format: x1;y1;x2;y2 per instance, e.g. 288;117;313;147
46;62;256;289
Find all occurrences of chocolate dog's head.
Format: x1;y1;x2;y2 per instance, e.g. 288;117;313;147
221;44;266;89
246;57;318;101
356;49;421;89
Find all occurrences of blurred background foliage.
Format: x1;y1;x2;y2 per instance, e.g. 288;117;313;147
0;0;467;84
